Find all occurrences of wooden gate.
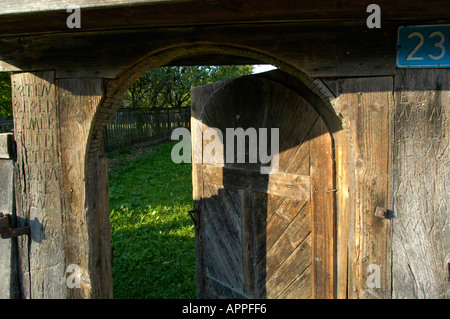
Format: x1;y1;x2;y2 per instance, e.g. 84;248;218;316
191;75;335;299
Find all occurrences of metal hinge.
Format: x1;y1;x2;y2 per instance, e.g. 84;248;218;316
0;213;31;239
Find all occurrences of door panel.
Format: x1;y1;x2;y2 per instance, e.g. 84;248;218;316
191;74;335;299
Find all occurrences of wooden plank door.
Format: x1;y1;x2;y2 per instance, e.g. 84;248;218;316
191;74;335;299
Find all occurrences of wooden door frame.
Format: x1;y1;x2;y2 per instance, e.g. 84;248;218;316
88;44;354;299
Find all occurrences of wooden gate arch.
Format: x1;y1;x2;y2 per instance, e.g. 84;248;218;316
3;1;448;300
7;44;359;299
8;45;389;300
86;44;355;299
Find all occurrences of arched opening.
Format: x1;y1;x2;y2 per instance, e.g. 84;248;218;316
87;45;354;299
106;64;255;298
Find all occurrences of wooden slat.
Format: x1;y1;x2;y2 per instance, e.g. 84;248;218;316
203;183;243;289
262;203;311;283
310;116;335;299
242;189;255;297
264;234;312;299
264;199;308;252
277;98;318;172
203;165;310;201
284;138;310;176
278;266;312;299
254;198;308;278
335;77;393;299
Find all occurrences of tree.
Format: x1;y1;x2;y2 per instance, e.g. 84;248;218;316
122;65;254;109
0;72;12;119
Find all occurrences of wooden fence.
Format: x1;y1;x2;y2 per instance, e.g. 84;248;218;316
103;107;190;152
0;108;190;152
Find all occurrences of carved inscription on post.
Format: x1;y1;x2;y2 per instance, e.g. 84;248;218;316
12;71;66;298
393;69;450;299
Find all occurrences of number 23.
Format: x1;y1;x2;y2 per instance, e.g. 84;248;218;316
407;31;446;61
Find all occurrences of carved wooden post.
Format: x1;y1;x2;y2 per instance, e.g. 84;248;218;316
393;69;450;299
11;71;112;298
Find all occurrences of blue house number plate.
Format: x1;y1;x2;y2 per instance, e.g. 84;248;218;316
397;25;450;68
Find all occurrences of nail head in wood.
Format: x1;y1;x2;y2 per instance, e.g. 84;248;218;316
374;206;389;219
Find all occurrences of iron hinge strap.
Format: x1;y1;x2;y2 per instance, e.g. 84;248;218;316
0;213;31;239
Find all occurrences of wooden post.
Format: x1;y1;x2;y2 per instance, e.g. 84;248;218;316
0;133;20;298
334;77;394;299
393;69;450;299
11;71;112;298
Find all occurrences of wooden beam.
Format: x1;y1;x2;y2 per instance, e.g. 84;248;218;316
0;0;449;37
0;0;187;15
0;22;397;78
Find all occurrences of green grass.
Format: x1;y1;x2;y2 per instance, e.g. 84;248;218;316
108;141;195;299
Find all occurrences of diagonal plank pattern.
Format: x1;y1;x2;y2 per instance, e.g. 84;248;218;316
192;75;335;299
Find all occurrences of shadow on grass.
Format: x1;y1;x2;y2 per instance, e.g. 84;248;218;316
111;218;196;299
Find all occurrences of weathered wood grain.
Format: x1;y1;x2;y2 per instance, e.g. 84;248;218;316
278;266;312;299
393;69;450;299
0;0;184;15
0;22;397;78
203;165;310;201
203;183;244;292
255;71;353;299
262;204;311;286
11;72;111;299
310;116;335;299
0;133;19;298
265;235;312;299
57;77;107;298
12;71;66;299
0;0;448;36
192;74;335;299
86;156;113;298
334;77;393;299
264;198;308;251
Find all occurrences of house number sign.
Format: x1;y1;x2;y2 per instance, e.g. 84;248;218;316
397;25;450;68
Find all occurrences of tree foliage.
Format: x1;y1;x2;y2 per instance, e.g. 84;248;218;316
0;72;12;119
123;65;254;108
0;65;255;117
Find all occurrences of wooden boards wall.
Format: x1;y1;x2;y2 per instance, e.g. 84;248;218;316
325;69;449;299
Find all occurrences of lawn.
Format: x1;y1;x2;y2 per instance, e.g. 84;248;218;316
107;141;195;299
